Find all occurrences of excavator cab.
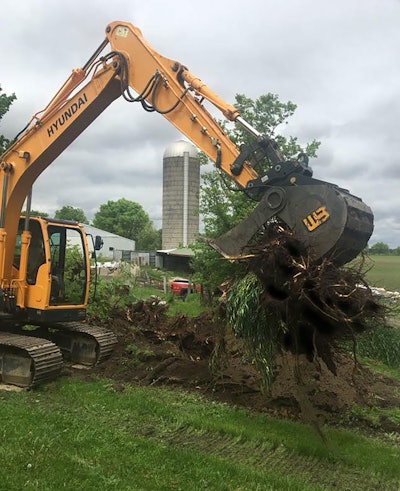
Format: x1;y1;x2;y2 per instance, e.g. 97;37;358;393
1;217;115;387
13;217;90;319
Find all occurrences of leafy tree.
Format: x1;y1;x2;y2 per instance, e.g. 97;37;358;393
369;242;390;255
55;205;88;224
191;93;320;293
137;226;162;251
93;198;158;250
392;246;400;256
21;209;49;218
0;86;17;154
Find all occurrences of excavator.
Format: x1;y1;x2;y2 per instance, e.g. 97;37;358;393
0;21;373;388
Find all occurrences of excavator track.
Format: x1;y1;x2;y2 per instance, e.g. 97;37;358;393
0;332;63;388
37;322;118;366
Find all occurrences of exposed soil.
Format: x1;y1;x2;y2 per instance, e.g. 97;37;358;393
77;230;400;439
86;297;400;437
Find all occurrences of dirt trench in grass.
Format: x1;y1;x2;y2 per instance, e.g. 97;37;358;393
84;295;400;437
73;229;398;439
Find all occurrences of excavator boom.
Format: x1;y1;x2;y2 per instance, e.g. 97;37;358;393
0;21;374;387
103;21;373;264
1;21;374;274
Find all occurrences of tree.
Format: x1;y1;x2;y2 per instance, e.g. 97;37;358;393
93;198;158;250
392;246;400;256
55;205;88;224
137;226;162;251
191;92;321;293
369;242;390;255
21;209;49;218
0;86;17;154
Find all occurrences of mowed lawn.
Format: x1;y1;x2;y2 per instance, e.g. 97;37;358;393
362;255;400;292
0;378;399;491
0;256;399;490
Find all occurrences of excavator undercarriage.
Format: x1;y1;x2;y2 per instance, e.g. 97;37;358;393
0;322;117;388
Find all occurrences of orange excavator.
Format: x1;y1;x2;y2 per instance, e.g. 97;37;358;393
0;21;373;387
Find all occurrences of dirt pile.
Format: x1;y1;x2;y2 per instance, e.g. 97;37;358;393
241;228;383;366
84;229;398;435
89;296;400;434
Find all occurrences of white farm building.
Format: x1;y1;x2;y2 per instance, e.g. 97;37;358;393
84;224;136;261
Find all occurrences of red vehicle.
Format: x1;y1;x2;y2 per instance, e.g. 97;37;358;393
170;278;200;296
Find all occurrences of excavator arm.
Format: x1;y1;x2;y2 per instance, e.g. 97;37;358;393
104;23;373;265
0;20;375;388
0;21;373;291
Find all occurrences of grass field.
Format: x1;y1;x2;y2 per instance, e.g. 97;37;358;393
1;378;399;491
363;255;400;292
1;259;399;490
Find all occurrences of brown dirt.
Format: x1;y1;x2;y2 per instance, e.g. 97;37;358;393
86;297;400;436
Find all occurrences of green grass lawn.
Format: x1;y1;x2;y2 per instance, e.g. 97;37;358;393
7;261;398;490
131;285;205;317
363;255;400;292
0;377;399;491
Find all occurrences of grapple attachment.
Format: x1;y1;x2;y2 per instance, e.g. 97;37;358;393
209;172;373;267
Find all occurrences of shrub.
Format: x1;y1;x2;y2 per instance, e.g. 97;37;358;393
357;325;400;367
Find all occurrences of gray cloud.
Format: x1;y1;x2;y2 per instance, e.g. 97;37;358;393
1;0;400;247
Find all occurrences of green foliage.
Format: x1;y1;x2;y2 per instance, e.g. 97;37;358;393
357;324;400;367
136;225;161;250
192;92;321;293
55;205;88;224
167;292;204;317
229;93;320;160
21;209;49;218
93;198;159;250
93;198;147;240
0;378;399;490
63;243;86;303
0;86;17;154
87;264;139;323
226;272;285;389
88;266;204;321
191;241;245;296
369;242;390;255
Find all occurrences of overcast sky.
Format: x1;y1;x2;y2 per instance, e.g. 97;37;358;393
1;0;400;247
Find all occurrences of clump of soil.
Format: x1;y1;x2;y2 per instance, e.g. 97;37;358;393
88;296;400;436
241;227;384;368
83;229;397;436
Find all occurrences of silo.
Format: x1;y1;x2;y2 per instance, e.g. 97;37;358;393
162;140;200;249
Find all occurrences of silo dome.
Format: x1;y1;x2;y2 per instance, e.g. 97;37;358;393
163;140;198;159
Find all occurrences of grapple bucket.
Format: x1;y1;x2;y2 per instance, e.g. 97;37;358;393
209;180;373;267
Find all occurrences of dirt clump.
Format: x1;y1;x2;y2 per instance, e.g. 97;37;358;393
240;228;384;368
85;230;397;436
88;296;400;436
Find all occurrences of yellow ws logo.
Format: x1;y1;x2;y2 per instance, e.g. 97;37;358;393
302;206;330;232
